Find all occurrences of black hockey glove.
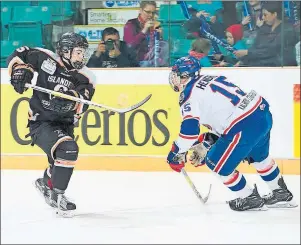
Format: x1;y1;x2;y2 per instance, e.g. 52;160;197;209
10;64;34;94
49;90;79;114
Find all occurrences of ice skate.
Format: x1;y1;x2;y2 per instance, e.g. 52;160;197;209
35;178;56;208
262;177;298;208
228;185;267;211
51;188;76;217
35;178;76;217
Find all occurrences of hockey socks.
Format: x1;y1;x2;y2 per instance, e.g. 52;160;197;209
253;157;281;191
221;170;253;198
51;163;74;191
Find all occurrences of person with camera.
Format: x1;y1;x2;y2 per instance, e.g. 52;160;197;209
87;27;139;68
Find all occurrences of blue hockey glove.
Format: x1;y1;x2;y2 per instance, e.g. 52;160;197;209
167;142;187;172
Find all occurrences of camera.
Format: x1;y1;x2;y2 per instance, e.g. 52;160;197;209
105;39;115;51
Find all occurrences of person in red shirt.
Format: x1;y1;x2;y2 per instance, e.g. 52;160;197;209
123;1;166;66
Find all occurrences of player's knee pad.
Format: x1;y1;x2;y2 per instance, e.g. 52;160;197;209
53;140;79;168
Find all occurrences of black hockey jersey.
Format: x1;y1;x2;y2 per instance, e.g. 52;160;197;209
7;47;96;124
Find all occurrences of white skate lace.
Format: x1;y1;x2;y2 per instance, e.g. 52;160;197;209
263;192;274;200
55;193;71;210
235;198;244;207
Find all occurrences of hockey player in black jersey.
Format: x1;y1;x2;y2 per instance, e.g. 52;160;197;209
7;32;96;216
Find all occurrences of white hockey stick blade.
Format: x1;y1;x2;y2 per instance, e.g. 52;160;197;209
25;84;152;113
181;168;211;204
203;183;212;203
115;94;152;113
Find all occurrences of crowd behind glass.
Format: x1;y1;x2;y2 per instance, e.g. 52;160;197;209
1;0;300;68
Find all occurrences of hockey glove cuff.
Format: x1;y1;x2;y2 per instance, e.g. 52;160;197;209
167;142;187;173
10;64;34;94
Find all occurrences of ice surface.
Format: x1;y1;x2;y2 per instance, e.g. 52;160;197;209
1;170;300;244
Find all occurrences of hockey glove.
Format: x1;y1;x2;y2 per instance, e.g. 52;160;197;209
167;142;187;173
189;132;219;167
49;90;79;113
10;64;34;94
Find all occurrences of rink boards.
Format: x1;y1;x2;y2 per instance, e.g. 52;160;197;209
1;67;300;174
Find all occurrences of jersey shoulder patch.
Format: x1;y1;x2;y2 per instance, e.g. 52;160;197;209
179;77;199;106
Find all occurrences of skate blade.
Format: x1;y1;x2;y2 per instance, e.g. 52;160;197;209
266;200;298;209
56;208;75;218
248;205;268;211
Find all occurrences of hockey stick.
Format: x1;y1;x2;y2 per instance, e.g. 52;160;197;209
25;84;152;114
181;168;212;204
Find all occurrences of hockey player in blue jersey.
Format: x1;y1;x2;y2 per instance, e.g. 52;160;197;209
166;56;297;211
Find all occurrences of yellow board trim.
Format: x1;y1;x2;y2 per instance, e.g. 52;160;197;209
1;156;300;175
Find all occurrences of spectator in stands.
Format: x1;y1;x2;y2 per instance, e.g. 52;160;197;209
222;1;239;28
87;27;138;68
240;0;264;34
123;1;168;67
234;1;298;67
189;38;213;67
214;24;247;66
188;0;225;38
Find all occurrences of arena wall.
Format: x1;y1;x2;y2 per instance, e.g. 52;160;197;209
1;67;300;174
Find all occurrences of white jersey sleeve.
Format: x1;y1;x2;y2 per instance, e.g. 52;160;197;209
175;84;201;153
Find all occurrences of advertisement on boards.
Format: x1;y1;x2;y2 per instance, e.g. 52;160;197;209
1;68;300;160
88;9;139;25
102;1;141;8
101;1;177;8
74;25;125;42
1;84;184;156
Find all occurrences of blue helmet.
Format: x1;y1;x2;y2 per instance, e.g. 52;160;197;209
169;56;201;92
171;56;201;77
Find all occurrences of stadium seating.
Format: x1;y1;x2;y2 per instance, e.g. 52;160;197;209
158;4;187;23
8;21;43;48
37;1;74;22
161;22;187;41
1;6;12;40
0;40;23;67
1;1;31;7
11;6;51;25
